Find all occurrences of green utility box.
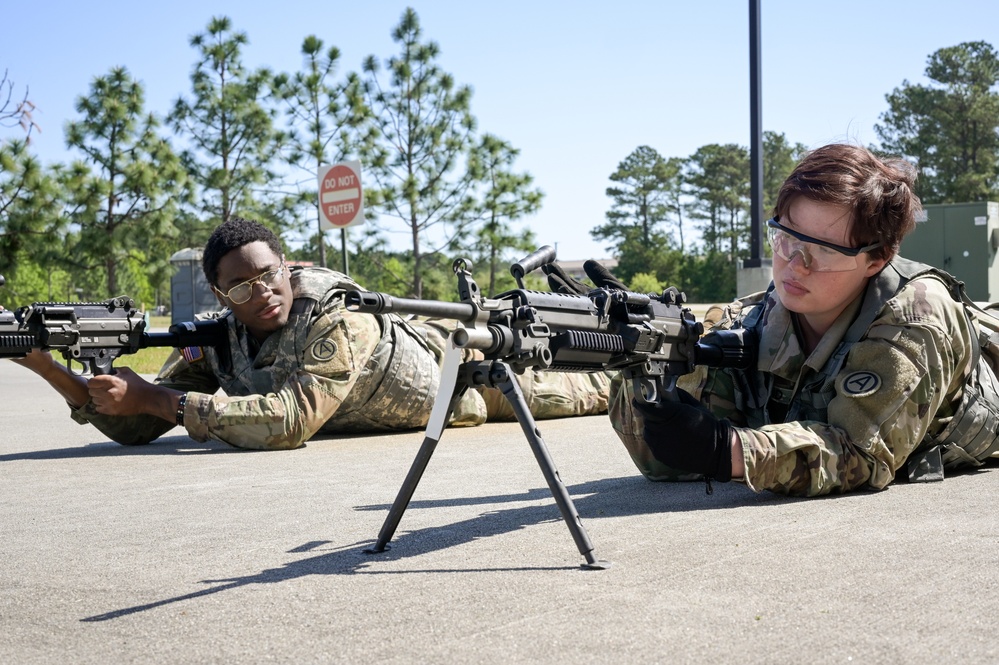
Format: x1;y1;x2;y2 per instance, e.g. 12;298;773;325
898;201;999;302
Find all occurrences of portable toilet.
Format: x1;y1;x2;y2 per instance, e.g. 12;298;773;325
169;248;218;324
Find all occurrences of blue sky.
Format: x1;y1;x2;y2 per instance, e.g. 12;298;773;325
3;1;997;261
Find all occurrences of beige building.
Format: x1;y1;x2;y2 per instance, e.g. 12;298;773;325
553;258;619;285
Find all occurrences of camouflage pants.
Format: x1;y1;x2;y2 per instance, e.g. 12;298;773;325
409;318;613;426
477;368;614;422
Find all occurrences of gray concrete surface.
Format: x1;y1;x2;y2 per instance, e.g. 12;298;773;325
1;359;997;664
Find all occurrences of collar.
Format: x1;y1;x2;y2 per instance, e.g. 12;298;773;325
756;289;865;380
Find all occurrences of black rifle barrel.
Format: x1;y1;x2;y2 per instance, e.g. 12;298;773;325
344;291;477;322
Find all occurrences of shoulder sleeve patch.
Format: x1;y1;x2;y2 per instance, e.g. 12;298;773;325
839;370;882;397
304;311;355;376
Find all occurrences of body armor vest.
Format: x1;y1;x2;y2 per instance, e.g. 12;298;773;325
736;257;999;480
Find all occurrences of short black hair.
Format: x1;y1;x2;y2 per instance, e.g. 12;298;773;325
202;217;283;286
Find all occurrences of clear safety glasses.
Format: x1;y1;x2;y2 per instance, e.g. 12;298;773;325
766;218;881;273
214;265;285;304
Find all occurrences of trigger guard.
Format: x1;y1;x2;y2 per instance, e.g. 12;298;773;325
631;374;678;404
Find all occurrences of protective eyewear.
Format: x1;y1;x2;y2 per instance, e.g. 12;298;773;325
214;264;285;304
767;218;881;272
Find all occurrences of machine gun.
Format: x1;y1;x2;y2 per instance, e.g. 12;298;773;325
0;275;226;375
345;246;754;569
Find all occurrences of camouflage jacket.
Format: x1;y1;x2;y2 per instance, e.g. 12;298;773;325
74;268;611;450
72;267;449;449
612;258;997;497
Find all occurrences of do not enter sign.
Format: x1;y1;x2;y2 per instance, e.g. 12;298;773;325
318;161;364;230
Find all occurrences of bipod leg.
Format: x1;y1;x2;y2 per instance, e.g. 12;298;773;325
364;336;467;554
492;363;611;570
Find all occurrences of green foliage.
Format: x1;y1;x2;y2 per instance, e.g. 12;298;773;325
592;145;683;252
114;250;156;307
762;131;807;214
685;143;750;260
681;252;737;302
6;28;997;314
0;261;74;305
347;246;456;300
876;41;999;203
63;66;186;295
596;134;806;301
628;272;663;295
0;138;64;285
610;228;678;283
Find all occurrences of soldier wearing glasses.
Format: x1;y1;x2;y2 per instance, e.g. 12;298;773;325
611;143;999;496
15;217;610;449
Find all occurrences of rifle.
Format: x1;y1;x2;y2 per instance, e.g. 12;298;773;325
0;275;226;376
344;246;754;569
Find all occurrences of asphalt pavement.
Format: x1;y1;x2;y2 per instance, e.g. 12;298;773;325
1;359;997;664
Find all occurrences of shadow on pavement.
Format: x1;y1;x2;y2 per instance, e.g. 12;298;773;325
0;435;250;461
80;475;780;623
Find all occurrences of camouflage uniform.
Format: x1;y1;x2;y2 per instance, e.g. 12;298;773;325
611;257;999;497
73;267;611;450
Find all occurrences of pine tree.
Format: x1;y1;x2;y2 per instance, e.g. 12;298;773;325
273;35;372;269
876;41;999;203
684;143;749;261
169;16;278;237
63;66;186;298
594;146;677;247
361;8;478;298
0;138;63;300
466;134;542;296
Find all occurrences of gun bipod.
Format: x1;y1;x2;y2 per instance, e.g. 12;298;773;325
363;347;611;570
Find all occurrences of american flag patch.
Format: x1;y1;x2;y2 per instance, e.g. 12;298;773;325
181;346;205;364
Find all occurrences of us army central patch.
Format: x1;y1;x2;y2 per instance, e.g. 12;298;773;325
309;339;339;362
841;370;882;397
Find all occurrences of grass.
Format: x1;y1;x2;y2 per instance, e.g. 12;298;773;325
117;346;175;375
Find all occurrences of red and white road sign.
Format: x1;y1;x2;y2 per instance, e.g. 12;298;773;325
318;161;364;230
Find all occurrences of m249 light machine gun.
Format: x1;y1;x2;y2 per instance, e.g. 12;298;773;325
0;275;226;375
345;246;753;569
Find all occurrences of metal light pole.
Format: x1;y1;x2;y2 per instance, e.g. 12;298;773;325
745;0;765;268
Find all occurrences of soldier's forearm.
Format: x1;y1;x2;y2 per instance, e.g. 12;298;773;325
29;355;91;408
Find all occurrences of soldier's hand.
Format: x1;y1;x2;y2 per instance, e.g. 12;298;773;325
583;260;628;291
88;367;155;417
542;261;591;295
632;389;734;482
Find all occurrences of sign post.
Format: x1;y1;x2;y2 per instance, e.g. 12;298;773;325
318;161;364;274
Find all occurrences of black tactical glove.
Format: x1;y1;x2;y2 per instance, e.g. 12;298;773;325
542;262;591;295
544;259;628;295
583;260;628;291
632;389;734;482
